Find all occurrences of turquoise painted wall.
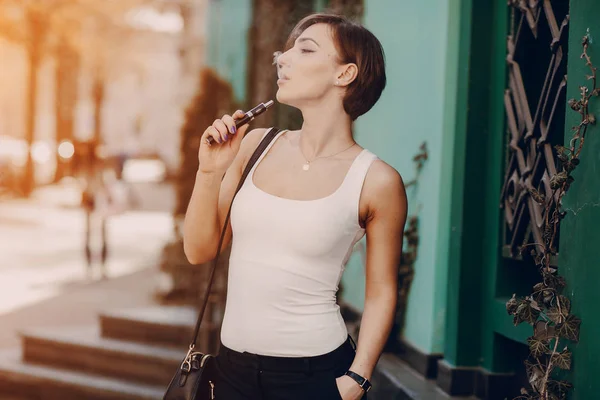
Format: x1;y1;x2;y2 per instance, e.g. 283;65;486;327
205;0;252;103
341;0;454;355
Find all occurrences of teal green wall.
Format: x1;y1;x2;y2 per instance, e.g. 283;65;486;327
439;0;476;367
441;0;532;372
560;2;600;398
341;0;454;355
205;0;252;103
442;0;515;370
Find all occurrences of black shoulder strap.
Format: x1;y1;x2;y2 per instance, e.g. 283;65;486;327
189;126;283;348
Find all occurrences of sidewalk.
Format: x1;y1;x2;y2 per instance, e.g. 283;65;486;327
0;266;161;349
0;180;175;349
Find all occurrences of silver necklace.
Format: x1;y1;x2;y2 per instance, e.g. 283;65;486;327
299;141;357;171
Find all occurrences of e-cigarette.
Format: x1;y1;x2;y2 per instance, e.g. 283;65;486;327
205;100;275;145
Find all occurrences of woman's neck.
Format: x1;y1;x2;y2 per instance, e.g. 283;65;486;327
297;105;355;159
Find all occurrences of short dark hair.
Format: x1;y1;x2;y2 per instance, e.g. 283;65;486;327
285;13;386;121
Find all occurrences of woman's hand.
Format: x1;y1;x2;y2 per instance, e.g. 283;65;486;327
198;110;249;174
335;375;365;400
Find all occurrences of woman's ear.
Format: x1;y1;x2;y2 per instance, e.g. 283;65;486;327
336;63;358;87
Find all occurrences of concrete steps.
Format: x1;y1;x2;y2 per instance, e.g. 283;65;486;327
0;306;217;399
100;306;218;352
0;350;163;400
21;326;183;386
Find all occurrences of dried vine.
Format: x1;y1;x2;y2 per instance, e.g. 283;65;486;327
377;142;427;350
508;34;597;400
393;142;427;333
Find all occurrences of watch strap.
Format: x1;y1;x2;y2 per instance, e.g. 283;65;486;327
344;370;372;392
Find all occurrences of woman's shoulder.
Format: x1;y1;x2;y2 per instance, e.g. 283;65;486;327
241;126;289;145
362;155;406;199
238;127;271;155
242;127;271;143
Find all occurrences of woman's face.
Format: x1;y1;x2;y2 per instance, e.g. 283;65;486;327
275;23;343;107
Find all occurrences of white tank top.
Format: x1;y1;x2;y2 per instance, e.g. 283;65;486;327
220;129;379;357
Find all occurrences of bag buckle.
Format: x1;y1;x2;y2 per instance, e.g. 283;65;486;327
181;344;205;373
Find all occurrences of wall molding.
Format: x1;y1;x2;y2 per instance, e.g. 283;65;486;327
437;359;516;399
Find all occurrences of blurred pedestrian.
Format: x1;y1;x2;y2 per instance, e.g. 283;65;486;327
78;141;113;279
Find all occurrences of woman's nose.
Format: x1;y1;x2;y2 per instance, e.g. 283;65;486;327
273;51;283;67
275;49;291;68
274;51;290;79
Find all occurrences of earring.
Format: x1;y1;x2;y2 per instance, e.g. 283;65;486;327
335;80;340;86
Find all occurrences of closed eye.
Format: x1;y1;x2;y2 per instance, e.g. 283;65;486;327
301;49;314;53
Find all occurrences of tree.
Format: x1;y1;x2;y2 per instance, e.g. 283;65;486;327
246;0;314;131
328;0;364;19
53;34;79;181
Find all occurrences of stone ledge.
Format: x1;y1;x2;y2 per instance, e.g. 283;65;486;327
437;359;516;399
372;353;474;400
390;338;444;379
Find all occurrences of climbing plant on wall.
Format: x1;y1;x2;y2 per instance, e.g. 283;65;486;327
508;34;596;400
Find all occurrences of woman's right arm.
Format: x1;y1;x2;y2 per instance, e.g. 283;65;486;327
183;110;266;264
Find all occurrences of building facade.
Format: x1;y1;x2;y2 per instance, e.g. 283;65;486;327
0;3;204;182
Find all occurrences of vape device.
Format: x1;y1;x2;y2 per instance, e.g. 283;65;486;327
205;100;274;145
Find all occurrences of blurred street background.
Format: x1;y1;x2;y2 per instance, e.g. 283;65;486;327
0;0;196;334
0;1;212;398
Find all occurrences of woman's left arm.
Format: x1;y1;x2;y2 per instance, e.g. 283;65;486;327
337;161;408;398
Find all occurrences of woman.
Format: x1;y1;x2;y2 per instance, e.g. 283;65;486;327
183;13;407;400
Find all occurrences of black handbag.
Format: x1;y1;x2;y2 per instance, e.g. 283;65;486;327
163;127;283;400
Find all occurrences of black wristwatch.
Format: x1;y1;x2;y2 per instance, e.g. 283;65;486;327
344;370;372;393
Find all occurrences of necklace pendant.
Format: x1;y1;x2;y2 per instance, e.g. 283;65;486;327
302;163;310;171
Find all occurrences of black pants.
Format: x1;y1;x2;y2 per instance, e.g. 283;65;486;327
215;335;368;400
